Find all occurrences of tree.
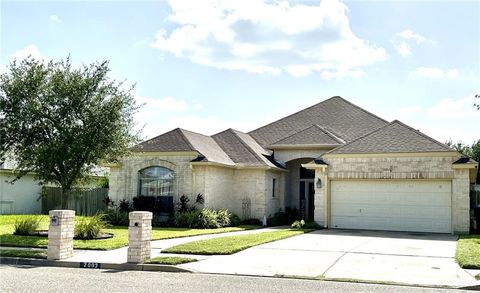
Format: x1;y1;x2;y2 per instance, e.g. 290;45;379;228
0;57;140;208
475;94;479;110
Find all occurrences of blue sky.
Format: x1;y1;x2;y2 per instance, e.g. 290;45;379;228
1;0;479;143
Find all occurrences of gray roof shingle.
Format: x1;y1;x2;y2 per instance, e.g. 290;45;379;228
212;129;281;168
325;120;454;154
270;124;345;147
131;128;234;165
249;96;388;146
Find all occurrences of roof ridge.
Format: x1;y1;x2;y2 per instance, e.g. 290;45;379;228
269;124;319;145
323;121;393;155
248;96;341;134
390;120;453;151
314;124;345;144
177;129;198;151
229;129;267;165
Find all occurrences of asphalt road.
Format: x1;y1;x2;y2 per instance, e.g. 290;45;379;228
0;265;469;292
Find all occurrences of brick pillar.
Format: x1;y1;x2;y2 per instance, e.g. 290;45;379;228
127;211;152;263
47;210;75;260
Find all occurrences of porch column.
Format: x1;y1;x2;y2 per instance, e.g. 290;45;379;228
313;168;328;227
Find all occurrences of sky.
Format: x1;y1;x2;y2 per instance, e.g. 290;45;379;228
1;0;479;144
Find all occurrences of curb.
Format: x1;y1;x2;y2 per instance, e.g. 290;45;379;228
0;257;193;273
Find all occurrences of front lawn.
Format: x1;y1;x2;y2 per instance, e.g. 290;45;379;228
146;256;197;265
162;229;311;255
0;249;46;259
0;215;259;250
455;234;480;269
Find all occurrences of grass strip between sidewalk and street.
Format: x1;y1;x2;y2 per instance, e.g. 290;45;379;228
162;229;312;255
146;256;197;265
0;249;47;259
455;234;480;269
0;215;259;250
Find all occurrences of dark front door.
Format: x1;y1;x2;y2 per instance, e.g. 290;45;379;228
307;182;315;221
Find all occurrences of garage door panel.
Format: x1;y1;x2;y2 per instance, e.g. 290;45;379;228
330;180;452;233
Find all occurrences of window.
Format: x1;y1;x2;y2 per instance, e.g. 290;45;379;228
272;178;276;197
138;166;174;197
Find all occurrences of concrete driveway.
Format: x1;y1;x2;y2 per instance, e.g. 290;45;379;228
180;229;479;288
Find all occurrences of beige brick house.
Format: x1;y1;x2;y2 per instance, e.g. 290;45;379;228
109;96;478;234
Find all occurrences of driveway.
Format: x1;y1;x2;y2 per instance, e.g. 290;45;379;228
180;229;479;287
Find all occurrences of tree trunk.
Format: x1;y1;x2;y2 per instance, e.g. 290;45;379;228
61;187;70;209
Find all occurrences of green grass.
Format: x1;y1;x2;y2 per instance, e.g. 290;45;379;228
146;256;197;265
0;215;259;250
0;249;46;259
455;235;480;269
476;274;480;281
163;229;311;255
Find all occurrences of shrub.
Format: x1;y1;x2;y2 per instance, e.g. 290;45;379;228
199;208;219;228
229;213;241;227
267;208;300;226
118;199;131;213
174;210;202;228
75;214;107;239
195;193;205;205
291;220;304;229
177;195;191;213
216;209;231;227
13;216;41;235
103;210;129;226
132;196;174;215
303;221;322;230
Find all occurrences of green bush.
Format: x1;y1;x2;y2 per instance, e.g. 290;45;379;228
199;208;219;228
303;221;321;230
103;210;129;226
241;218;263;226
174;210;202;228
216;209;231;227
174;208;234;228
229;213;241;226
291;220;303;229
13;216;41;235
75;214;107;239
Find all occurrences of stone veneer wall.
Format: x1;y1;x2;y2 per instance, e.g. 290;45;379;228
313;154;470;233
108;153;197;202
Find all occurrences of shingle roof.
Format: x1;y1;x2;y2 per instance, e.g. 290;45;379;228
249;96;388;146
325;120;454;155
270;125;345;147
131;128;234;165
212;129;282;168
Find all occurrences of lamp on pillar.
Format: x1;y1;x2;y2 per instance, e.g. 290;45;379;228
316;178;322;189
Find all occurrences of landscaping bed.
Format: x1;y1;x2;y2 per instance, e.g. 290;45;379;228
455;234;480;269
0;215;259;250
162;229;312;255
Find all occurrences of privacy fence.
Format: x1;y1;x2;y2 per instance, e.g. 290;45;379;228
41;187;108;216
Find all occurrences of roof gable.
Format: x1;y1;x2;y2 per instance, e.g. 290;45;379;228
270;124;345;147
326;120;454;155
131;128;194;152
213;129;280;168
249;96;388;146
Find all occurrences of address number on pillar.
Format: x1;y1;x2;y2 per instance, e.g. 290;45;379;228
80;262;101;269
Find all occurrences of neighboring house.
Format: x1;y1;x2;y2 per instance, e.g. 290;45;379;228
0;159;42;214
0;158;108;214
108;96;478;234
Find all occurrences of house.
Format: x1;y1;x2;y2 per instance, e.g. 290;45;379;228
108;96;478;234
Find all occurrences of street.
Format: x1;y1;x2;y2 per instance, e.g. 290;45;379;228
0;265;469;292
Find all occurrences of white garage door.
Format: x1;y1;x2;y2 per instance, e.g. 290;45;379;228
331;180;452;233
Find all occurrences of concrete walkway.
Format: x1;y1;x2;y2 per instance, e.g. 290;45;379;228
178;229;480;288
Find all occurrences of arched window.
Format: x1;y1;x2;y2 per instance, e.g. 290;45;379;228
138;166;175;197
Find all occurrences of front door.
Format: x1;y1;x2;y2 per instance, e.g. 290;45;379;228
299;181;315;221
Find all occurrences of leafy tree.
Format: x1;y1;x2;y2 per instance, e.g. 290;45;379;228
475;94;479;110
0;57;140;208
446;139;480;162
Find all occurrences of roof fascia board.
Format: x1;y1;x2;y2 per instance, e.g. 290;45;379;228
323;151;460;158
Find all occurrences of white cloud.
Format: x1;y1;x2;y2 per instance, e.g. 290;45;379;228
49;15;62;24
392;29;428;57
9;44;44;61
383;94;479;143
427;95;480;118
151;0;386;78
413;67;459;79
